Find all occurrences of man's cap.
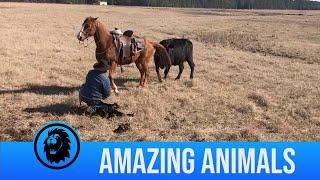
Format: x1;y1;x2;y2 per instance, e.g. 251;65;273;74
93;61;110;72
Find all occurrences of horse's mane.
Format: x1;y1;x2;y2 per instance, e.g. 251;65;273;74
94;20;114;49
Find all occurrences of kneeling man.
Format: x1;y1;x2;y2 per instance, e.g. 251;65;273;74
80;62;111;114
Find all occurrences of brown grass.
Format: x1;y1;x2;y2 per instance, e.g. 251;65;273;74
0;3;320;141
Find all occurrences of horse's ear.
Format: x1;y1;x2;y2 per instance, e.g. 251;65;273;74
94;17;99;21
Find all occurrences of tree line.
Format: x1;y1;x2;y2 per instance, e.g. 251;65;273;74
2;0;320;10
107;0;320;9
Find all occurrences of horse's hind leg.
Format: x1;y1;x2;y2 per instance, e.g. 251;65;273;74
136;62;145;87
142;63;150;87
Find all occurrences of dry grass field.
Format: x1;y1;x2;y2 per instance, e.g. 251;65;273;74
0;2;320;141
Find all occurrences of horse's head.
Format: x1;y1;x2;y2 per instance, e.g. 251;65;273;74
77;17;99;41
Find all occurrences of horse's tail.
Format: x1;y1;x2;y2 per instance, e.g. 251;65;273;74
151;42;172;69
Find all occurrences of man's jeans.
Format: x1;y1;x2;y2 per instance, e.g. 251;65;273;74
80;93;108;109
79;92;124;118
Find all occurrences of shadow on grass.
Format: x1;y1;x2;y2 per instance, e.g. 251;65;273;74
114;77;140;88
23;103;83;116
0;84;80;95
0;79;138;95
23;102;131;118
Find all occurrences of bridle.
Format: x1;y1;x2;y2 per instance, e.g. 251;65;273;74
79;22;108;55
78;23;95;47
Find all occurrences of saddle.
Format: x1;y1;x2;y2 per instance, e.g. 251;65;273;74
111;29;145;65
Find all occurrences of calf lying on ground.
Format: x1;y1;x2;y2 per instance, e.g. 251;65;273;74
154;38;195;81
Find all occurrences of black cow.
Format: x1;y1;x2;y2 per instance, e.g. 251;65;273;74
154;38;195;82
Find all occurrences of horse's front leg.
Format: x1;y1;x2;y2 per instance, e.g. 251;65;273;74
109;61;119;94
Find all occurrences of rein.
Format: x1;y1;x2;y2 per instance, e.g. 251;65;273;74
78;22;109;55
79;38;107;56
79;37;96;48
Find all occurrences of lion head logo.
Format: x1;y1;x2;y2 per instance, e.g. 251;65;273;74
43;128;71;163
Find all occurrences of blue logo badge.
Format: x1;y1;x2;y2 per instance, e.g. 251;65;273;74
33;122;80;169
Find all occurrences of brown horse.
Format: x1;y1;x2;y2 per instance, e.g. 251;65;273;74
77;17;171;93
